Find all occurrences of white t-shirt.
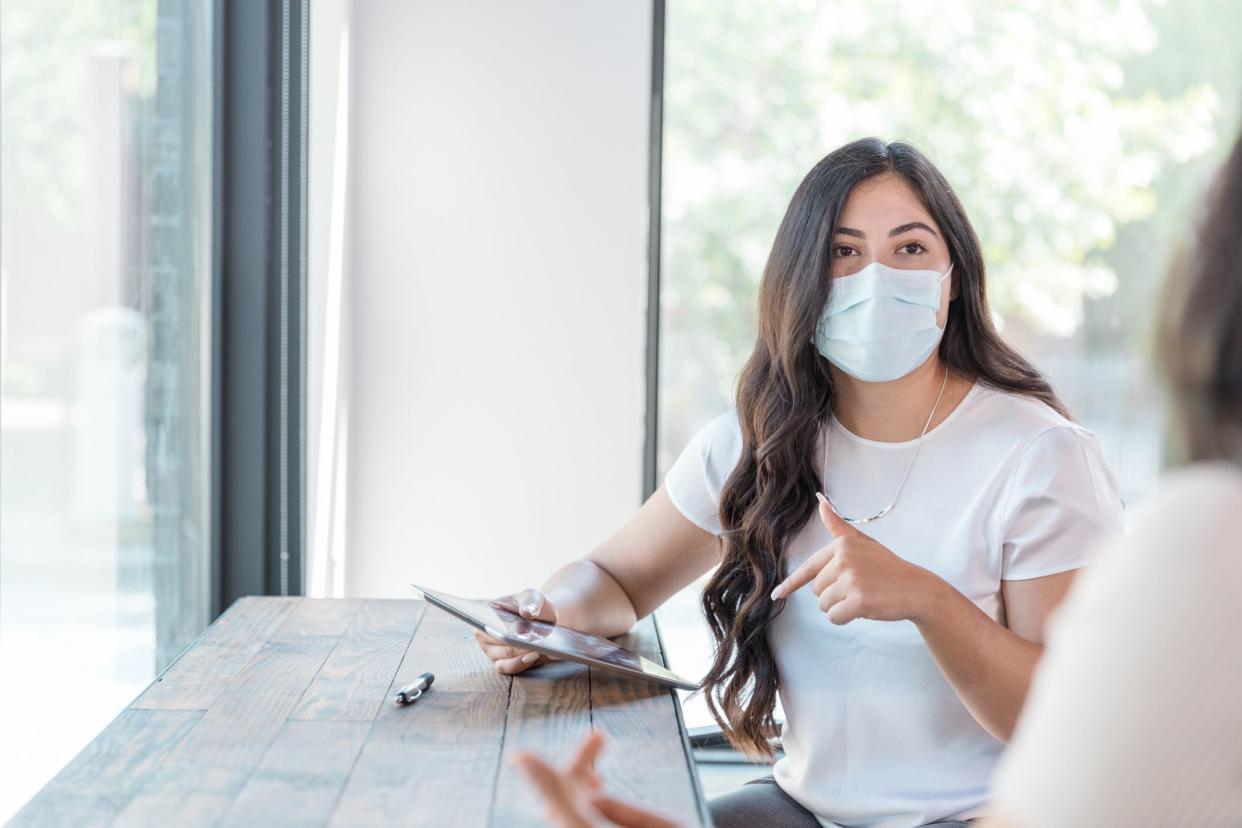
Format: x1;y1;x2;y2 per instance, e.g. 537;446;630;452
992;462;1242;827
664;382;1124;828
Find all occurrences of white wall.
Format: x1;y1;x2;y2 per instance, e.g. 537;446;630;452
311;1;654;598
308;0;354;597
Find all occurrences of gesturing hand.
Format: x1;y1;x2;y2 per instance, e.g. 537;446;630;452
769;492;946;625
514;730;682;828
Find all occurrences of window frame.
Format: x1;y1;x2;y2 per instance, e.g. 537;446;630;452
211;0;309;617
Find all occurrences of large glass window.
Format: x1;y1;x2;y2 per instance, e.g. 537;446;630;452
0;0;214;818
655;0;1242;727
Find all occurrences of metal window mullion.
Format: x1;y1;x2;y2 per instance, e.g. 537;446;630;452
277;0;291;596
267;0;308;598
297;0;309;597
215;0;307;614
643;0;666;500
209;0;226;620
269;0;308;598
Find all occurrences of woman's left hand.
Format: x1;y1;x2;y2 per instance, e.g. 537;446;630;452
769;492;946;625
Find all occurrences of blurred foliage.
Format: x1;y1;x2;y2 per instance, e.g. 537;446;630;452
660;0;1242;426
0;0;156;234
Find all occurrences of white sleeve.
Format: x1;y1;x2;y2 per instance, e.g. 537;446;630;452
998;425;1123;580
662;410;744;536
992;464;1242;827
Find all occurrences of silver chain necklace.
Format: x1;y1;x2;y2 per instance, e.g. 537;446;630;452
822;367;950;524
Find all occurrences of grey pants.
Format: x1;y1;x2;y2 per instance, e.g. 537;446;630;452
707;776;977;828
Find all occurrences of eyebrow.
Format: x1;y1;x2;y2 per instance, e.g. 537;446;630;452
834;221;939;239
889;221;938;238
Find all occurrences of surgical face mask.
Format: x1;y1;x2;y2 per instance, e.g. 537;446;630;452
812;261;953;383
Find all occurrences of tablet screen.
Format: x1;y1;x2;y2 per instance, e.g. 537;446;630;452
412;584;698;690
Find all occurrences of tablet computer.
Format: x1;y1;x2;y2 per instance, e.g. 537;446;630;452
412;584;699;691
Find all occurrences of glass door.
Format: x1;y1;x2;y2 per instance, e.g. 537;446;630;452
0;0;214;818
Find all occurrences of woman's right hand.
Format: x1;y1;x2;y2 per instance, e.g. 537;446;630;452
474;587;561;675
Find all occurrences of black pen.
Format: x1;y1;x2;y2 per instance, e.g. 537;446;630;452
393;672;435;705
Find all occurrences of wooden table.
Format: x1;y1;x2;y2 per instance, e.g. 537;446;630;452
13;598;710;827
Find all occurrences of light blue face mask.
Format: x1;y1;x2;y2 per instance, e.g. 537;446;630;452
812;261;953;382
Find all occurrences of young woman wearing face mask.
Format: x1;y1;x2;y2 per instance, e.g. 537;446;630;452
475;138;1122;828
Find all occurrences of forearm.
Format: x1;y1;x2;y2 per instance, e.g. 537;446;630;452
913;579;1042;743
541;558;639;638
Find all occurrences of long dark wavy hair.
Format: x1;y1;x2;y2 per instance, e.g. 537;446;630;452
699;138;1068;758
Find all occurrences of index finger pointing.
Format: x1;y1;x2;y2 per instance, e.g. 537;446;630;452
771;547;833;600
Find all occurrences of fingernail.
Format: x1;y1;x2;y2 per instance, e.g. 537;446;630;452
815;492;828;504
523;603;538;615
770;586;782;601
522;652;539;664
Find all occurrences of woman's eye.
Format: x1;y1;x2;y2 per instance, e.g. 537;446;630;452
833;245;857;258
899;242;927;255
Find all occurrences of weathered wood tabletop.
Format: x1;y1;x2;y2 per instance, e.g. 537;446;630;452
13;597;709;827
